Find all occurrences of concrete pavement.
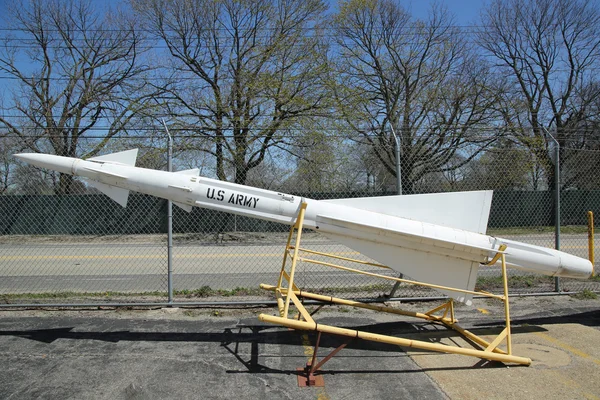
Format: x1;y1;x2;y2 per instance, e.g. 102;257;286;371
0;295;599;399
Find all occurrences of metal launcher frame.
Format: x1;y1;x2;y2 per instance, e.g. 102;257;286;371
258;202;532;384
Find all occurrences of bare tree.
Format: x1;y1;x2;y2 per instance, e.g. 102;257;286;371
133;0;330;185
0;0;161;194
0;135;17;193
561;81;600;189
333;0;498;194
465;140;533;190
285;133;358;193
479;0;600;190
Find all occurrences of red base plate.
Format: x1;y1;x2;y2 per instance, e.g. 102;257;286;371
296;367;325;387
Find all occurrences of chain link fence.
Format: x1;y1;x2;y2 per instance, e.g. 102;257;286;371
0;137;599;306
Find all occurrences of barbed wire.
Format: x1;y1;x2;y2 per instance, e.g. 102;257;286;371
0;127;597;133
2;132;600;144
1;122;599;134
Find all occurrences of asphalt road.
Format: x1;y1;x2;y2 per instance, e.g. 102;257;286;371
0;240;395;293
0;234;596;294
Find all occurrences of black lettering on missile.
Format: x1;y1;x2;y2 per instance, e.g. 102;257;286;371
225;192;259;209
207;187;261;209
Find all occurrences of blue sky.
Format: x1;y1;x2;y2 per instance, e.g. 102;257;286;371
0;0;487;26
406;0;486;24
325;0;487;24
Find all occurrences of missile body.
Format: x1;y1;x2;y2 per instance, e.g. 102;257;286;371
14;150;594;303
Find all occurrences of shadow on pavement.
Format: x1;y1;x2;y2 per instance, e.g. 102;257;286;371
0;319;542;376
475;309;600;328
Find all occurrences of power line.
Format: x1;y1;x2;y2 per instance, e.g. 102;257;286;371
2;61;600;81
0;24;522;34
0;37;585;51
0;22;594;49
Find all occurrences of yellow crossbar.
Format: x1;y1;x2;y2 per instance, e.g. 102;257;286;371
258;314;531;366
297;256;503;299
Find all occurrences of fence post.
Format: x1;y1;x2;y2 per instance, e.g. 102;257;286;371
390;123;402;196
388;123;403;297
543;127;561;292
163;119;174;304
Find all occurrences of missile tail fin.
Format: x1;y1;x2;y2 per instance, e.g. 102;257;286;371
87;180;130;207
323;190;492;234
322;232;479;304
88;149;138;166
173;201;193;213
176;168;200;176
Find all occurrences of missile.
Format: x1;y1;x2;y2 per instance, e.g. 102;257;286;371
14;149;594;303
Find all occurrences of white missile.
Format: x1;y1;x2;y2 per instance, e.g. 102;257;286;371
14;149;594;303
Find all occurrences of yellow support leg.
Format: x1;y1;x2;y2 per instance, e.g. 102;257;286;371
501;253;512;355
589;211;595;275
276;223;296;289
260;227;530;368
282;203;307;319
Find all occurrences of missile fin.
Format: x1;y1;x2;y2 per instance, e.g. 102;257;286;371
86;180;130;207
175;168;200;176
88;149;138;166
82;166;128;179
322;190;492;234
322;231;479;304
317;214;500;255
173;201;193;213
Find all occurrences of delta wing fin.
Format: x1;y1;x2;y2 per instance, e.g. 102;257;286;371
323;191;493;234
86;180;130;208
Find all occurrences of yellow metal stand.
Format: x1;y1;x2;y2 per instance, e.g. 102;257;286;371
588;211;595;275
258;203;532;383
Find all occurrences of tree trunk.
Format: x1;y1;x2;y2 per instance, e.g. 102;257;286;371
58;173;74;195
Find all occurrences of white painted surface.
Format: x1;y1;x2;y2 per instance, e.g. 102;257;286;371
323;191;493;234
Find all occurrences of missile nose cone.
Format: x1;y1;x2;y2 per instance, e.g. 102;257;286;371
14;153;36;162
14;153;45;166
13;153;76;175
